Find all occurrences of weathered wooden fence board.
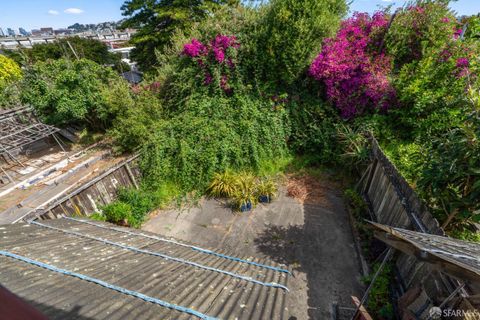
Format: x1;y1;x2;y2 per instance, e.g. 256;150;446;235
32;155;140;220
361;137;470;310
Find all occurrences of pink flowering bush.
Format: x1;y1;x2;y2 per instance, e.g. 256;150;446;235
181;35;240;94
309;12;396;118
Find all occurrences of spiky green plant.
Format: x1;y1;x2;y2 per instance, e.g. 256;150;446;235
233;172;257;210
207;170;238;198
255;178;278;199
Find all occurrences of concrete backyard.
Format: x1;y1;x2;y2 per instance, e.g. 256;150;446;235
143;174;365;319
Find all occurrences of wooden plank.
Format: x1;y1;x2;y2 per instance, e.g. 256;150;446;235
351;296;373;320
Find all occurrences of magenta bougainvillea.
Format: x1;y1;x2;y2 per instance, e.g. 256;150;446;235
309;12;396;118
182;35;239;94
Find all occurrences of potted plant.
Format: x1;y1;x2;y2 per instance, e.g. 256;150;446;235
207;170;237;198
256;179;277;203
233;172;257;212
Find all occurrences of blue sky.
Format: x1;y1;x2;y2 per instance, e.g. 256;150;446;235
0;0;125;31
350;0;480;16
1;0;480;31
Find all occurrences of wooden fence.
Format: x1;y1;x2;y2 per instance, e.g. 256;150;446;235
359;137;473;315
30;155;141;221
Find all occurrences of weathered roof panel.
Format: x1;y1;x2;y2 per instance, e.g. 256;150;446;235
0;218;290;319
371;222;480;283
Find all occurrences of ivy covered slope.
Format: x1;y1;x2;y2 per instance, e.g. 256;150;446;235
114;0;348;194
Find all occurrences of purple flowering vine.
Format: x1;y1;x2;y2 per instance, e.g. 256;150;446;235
181;34;240;94
309;12;396;118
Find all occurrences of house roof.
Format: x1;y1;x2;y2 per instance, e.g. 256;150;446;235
371;222;480;283
0;218;290;319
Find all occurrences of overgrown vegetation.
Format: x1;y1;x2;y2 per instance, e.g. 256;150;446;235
20;58;131;129
1;0;478;239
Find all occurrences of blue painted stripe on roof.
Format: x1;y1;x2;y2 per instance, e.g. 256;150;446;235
65;217;291;275
0;250;217;320
30;221;289;292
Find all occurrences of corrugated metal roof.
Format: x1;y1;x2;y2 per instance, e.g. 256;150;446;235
0;218;290;319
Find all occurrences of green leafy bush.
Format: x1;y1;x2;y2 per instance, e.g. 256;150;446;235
140;93;289;192
20;58;132;129
247;0;347;87
255;178;278;200
391;41;475;141
109;89;163;153
232;171;257;210
102;201;133;226
385;0;457;69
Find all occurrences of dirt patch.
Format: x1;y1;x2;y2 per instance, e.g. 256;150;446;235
286;174;337;207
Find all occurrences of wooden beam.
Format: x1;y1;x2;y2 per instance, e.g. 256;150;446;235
351;296;373;320
374;231;480;283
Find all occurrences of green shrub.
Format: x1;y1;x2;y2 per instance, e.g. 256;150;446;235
391;40;475;141
109;89;163;153
140;92;289;192
288;92;342;163
102;201;133;225
232;171;257;210
385;0;457;69
382;141;425;186
20;58;132;129
336;124;370;173
247;0;347;87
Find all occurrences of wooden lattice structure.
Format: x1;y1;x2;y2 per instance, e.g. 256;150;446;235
0;107;59;155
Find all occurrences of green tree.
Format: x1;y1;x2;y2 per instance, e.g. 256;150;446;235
246;0;347;88
20;58;131;129
385;0;457;69
120;0;238;72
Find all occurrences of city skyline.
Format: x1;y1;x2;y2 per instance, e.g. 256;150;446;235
1;0;480;32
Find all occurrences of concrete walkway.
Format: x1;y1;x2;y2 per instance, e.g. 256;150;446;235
143;176;364;319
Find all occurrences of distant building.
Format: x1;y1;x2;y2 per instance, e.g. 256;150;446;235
31;29;41;36
18;27;28;36
6;28;16;37
0;28;4;37
53;28;71;36
39;27;53;36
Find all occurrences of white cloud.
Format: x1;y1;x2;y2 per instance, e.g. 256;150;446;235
64;8;84;14
48;10;59;15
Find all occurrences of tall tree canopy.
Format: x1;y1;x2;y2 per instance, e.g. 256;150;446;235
120;0;238;72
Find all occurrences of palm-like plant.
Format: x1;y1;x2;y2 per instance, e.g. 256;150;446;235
233;172;257;211
207;170;237;198
256;178;278;203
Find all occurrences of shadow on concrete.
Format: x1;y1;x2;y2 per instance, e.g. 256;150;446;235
254;185;364;319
